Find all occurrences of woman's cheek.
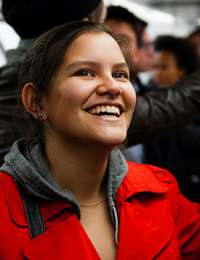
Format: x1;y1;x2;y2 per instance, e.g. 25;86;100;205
127;85;136;111
123;85;136;128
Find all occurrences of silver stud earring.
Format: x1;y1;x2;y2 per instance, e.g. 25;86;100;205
37;111;45;120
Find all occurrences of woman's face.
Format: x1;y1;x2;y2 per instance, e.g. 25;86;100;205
152;50;185;88
42;31;136;148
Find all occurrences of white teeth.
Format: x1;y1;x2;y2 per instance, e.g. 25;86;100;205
97;106;101;114
101;106;106;112
88;105;120;116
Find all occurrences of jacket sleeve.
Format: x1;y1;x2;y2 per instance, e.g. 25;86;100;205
127;69;200;145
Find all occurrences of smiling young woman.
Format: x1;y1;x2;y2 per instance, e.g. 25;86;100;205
0;21;199;260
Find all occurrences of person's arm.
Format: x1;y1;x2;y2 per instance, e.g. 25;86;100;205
127;69;200;145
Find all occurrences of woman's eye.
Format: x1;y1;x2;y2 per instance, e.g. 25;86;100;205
112;71;129;79
74;69;95;77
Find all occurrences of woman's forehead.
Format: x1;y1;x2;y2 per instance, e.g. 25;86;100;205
64;31;125;61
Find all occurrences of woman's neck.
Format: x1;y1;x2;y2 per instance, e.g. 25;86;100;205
45;137;112;204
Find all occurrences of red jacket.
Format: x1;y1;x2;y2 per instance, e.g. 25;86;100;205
0;162;199;259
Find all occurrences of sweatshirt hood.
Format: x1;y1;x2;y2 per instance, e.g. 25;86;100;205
0;139;128;217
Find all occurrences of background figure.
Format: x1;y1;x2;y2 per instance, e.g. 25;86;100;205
145;35;200;202
0;20;199;259
0;0;104;165
188;27;200;62
105;5;153;94
151;35;199;88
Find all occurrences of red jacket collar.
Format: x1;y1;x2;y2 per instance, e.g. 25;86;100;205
1;163;170;227
116;162;170;204
0;173;73;227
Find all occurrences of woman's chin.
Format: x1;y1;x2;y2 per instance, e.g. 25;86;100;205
78;128;128;150
97;133;127;149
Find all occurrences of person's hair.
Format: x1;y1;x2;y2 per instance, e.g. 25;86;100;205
18;20;134;140
2;0;101;38
105;5;147;47
154;35;199;74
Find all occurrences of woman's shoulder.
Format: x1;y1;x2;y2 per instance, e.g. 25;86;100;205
120;161;200;215
126;161;179;190
0;171;17;187
115;161;181;209
0;171;22;206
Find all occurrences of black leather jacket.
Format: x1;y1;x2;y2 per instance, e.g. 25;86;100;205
128;70;200;145
0;40;33;164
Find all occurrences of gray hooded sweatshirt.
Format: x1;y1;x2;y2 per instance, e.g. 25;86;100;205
0;138;128;242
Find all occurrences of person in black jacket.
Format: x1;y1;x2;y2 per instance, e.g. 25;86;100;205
144;35;200;201
0;0;200;166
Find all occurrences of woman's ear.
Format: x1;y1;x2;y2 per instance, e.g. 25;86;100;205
21;83;47;120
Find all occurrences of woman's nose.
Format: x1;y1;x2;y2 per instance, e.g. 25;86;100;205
96;76;122;97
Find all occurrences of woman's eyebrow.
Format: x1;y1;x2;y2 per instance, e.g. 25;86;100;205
113;62;129;69
66;61;129;71
66;61;99;71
